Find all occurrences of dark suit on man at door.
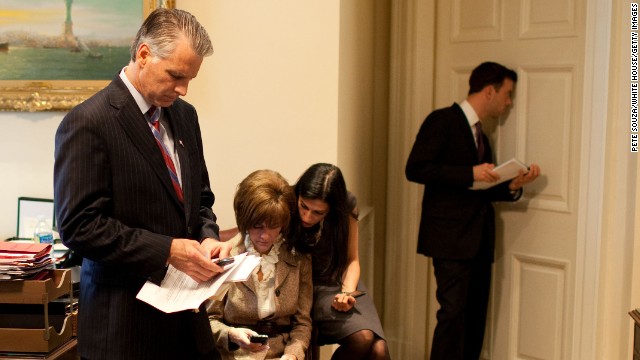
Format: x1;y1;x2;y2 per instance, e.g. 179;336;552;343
405;103;519;360
54;76;220;360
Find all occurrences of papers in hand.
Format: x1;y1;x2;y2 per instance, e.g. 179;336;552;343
136;252;261;313
470;158;528;190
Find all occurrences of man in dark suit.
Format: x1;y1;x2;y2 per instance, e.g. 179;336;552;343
54;8;230;360
405;62;540;360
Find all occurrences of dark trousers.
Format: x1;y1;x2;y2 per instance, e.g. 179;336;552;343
430;256;492;360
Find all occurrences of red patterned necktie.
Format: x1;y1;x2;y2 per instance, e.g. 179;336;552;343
475;122;485;161
146;106;184;203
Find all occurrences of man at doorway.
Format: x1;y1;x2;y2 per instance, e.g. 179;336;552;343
405;61;541;360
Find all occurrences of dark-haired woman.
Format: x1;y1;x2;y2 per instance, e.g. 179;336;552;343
290;163;389;360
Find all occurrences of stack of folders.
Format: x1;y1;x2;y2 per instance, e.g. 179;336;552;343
0;242;54;280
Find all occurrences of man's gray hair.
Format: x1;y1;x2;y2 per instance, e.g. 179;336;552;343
130;8;213;61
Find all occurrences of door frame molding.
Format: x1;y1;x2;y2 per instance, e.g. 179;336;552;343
384;0;435;358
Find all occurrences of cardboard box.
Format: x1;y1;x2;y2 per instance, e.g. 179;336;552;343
0;269;73;353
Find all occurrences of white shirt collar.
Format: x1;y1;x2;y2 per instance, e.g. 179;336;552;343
119;67;153;115
459;99;480;128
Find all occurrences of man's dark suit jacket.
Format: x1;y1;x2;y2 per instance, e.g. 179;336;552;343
54;76;220;360
405;103;518;261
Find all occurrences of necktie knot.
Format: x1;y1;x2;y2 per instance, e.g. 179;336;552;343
146;106;160;127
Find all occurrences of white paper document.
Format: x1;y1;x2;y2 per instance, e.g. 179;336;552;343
470;158;528;190
136;252;261;313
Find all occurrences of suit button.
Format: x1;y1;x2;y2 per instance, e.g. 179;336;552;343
275;289;280;297
187;226;192;234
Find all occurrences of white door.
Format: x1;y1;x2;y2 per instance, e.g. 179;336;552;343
432;0;586;359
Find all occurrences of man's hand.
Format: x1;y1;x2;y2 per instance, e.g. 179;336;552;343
473;163;500;183
167;239;222;283
509;163;541;190
201;237;232;260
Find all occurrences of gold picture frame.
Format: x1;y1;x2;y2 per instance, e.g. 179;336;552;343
0;0;175;112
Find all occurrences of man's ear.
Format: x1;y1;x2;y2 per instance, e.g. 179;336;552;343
483;84;496;99
137;43;152;66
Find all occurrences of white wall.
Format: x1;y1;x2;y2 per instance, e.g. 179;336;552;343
180;0;341;228
337;0;390;310
599;0;640;358
0;1;364;236
0;1;341;236
0;111;62;239
337;0;375;202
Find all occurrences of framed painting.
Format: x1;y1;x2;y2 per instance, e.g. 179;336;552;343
0;0;175;112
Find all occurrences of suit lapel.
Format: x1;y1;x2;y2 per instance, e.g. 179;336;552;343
109;80;184;210
452;104;483;165
275;247;296;296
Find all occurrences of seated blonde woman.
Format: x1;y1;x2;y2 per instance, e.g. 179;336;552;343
207;170;313;360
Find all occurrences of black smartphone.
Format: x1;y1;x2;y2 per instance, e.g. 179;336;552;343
249;334;269;344
348;290;366;298
214;257;234;266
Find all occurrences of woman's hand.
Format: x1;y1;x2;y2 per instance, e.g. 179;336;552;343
228;327;269;352
331;292;356;312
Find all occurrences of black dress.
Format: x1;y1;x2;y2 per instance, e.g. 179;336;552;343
306;195;386;346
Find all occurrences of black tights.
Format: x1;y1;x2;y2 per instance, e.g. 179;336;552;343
331;330;390;360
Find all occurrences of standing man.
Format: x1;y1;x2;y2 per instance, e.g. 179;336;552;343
405;62;540;360
54;8;230;360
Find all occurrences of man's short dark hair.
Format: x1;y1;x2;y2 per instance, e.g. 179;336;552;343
468;62;518;95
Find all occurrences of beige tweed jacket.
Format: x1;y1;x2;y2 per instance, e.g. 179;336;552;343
207;233;313;359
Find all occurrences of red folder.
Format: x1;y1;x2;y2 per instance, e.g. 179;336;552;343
0;242;52;259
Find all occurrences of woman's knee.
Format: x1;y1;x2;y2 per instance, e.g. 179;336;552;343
348;329;375;347
370;338;390;359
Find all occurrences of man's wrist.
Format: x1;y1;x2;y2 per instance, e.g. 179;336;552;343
167;238;176;266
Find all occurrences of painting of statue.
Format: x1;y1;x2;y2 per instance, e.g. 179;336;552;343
0;0;145;80
0;0;168;111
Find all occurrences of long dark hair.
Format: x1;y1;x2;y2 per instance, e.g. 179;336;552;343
290;163;351;280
